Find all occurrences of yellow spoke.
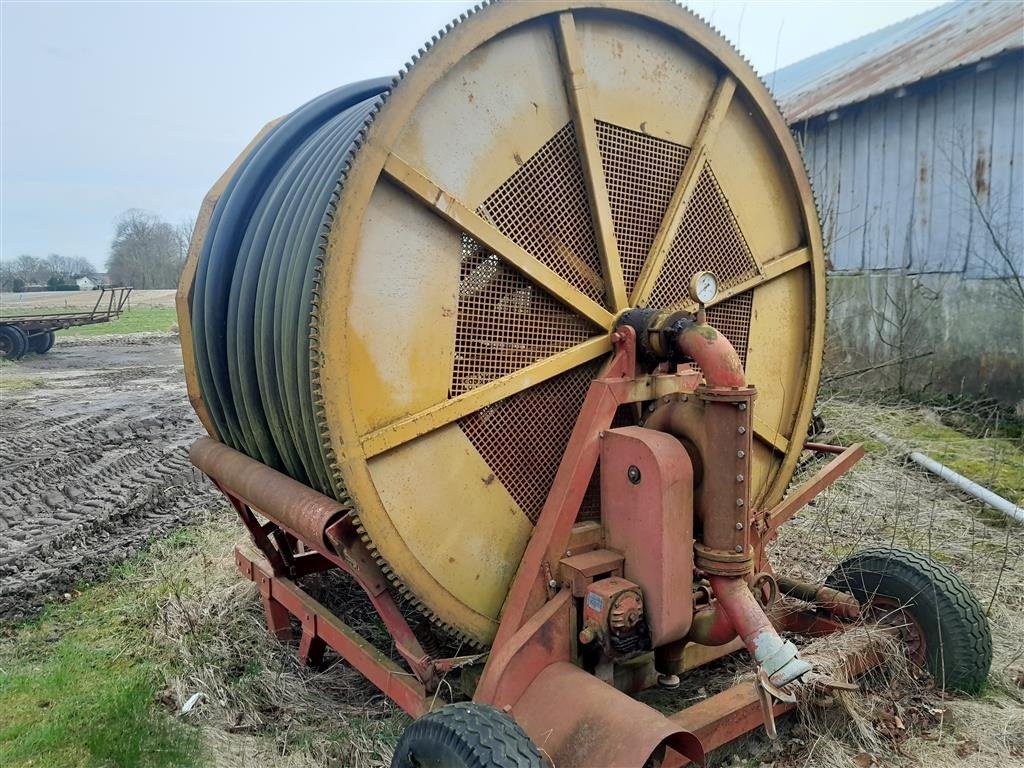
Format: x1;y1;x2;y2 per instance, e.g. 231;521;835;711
554;11;628;312
383;153;614;330
360;335;612;458
754;416;791;454
689;246;812;312
632;75;737;306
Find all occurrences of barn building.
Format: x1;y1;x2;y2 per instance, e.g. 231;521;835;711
770;0;1023;404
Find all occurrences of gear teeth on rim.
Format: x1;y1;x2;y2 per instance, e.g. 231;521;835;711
306;0;497;649
307;0;823;645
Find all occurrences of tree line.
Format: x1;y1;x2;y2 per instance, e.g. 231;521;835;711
1;209;194;292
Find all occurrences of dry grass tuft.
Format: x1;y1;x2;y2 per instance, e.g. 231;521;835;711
139;515;407;768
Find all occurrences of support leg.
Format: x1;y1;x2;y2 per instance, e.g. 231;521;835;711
298;620;326;666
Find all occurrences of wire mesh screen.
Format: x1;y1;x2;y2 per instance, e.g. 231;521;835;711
705;292;754;369
479;123;606;305
596;121;690;295
647;161;760;309
449;236;593;397
458;363;601;523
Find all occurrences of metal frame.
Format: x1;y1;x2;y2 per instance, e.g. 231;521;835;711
201;326;880;766
0;285;133;336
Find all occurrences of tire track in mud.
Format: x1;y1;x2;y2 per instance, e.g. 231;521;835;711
0;337;222;621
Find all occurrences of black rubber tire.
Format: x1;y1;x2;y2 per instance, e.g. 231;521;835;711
28;330;55;354
0;325;28;360
825;548;992;693
391;703;543;768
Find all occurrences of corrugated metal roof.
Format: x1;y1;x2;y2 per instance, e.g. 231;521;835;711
770;0;1024;123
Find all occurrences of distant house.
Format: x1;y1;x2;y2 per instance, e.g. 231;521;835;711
769;0;1023;404
75;275;98;291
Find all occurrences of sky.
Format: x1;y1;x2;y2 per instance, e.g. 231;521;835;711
1;0;946;270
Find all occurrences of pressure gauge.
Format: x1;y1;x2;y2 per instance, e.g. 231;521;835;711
690;271;719;304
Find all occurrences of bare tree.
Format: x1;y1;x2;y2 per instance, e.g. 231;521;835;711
106;209;186;289
176;216;195;262
43;253;94;282
0;254;88;290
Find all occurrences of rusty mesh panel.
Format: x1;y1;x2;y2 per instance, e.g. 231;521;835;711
478;123;606;304
705;292;754;369
647;162;760;310
458;363;600;523
450;236;593;397
596;122;690;295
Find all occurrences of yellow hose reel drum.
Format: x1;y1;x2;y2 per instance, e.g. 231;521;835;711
178;1;826;647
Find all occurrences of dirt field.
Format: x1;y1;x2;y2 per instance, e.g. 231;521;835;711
0;331;219;621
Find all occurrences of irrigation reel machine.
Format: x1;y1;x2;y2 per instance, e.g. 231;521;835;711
177;2;992;765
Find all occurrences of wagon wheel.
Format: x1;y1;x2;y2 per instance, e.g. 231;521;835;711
29;330;55;355
182;2;826;645
826;548;992;692
0;325;28;360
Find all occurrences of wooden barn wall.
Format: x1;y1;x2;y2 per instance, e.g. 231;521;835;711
792;52;1023;278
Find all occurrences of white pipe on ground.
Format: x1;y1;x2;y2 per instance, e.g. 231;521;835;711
874;431;1024;525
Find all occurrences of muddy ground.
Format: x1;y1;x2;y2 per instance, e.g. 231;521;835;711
0;332;220;621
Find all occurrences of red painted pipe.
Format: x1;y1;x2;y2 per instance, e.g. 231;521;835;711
686;601;737;647
675;323;745;388
708;575;811;686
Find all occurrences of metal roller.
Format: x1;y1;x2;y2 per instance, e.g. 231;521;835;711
178;0;826;647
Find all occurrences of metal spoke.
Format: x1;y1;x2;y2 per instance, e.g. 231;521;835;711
699;247;812;312
754;417;791;454
360;335;612;458
383;153;614;330
554;11;628;312
632;75;737;306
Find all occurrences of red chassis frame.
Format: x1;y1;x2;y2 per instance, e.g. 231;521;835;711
196;326;872;767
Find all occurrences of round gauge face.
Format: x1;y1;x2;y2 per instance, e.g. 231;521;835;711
691;271;719;304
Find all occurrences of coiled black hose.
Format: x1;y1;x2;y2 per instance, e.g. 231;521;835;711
190;78;391;494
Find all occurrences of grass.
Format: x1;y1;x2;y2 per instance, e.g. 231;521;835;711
62;307;178;337
0;514;405;768
0;560;201;768
818;397;1024;505
0;376;42;392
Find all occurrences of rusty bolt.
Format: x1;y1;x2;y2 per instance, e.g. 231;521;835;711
737;426;747;434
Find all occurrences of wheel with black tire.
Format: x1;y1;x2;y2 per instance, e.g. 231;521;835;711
0;325;28;360
825;548;992;693
391;703;543;768
28;330;55;354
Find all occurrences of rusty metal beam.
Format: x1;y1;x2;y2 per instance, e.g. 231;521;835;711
237;548;432;718
765;443;865;532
